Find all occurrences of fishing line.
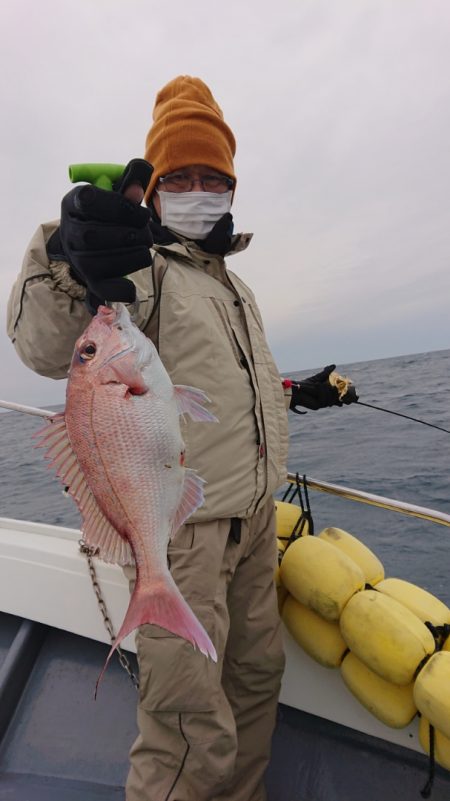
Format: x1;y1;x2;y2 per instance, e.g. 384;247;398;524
356;401;450;435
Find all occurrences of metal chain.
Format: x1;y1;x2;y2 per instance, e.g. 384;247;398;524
79;539;140;690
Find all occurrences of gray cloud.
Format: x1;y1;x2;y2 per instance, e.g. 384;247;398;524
1;0;449;405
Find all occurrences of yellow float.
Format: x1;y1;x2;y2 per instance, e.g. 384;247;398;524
279;535;364;621
376;577;450;627
340;652;417;728
275;500;309;544
274;503;450;757
282;595;347;668
318;527;384;586
340;589;435;685
413;651;450;739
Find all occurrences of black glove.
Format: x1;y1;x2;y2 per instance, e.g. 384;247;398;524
290;364;359;413
47;159;154;311
198;212;234;256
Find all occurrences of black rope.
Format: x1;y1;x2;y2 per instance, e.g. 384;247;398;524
279;474;315;556
288;475;314;537
301;475;314;536
423;621;450;654
281;482;297;503
302;475;311;512
417;622;450;798
414;653;432;680
282;473;306;510
420;722;436;799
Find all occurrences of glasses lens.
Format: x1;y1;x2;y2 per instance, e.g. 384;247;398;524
160;173;233;193
202;176;230;192
161;173;191;192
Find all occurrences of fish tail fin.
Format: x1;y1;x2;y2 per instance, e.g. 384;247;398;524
95;573;217;697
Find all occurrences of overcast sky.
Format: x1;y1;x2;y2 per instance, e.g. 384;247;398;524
1;0;449;408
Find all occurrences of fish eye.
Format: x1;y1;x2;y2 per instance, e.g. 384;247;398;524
79;342;97;361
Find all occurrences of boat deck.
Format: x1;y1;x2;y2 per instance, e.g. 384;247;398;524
1;612;450;800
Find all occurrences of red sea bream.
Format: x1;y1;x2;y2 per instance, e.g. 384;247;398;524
35;304;218;687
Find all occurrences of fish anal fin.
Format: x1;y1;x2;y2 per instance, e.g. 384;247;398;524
173;385;217;423
171;468;206;535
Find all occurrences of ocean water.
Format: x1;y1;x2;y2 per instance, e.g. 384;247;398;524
1;349;449;601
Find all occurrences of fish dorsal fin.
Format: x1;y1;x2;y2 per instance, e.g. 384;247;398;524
34;414;134;566
173;385;218;422
171;468;206;535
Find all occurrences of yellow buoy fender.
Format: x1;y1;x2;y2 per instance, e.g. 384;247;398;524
318;527;385;586
279;536;365;621
341;652;417;728
282;595;347;668
419;716;450;771
413;652;450;739
376;578;450;628
275;501;309;542
339;590;435;685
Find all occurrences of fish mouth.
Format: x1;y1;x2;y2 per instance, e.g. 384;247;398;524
97;303;132;327
96;305;118;324
95;302;153;372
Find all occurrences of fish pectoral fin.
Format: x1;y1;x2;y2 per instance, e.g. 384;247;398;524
34;413;134;566
171;468;207;534
173;385;218;423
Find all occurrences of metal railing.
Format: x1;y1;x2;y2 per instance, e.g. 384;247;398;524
286;472;450;528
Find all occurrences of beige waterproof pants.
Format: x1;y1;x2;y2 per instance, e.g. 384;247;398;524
125;499;285;801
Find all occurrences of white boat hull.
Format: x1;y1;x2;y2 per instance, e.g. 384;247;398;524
0;515;423;756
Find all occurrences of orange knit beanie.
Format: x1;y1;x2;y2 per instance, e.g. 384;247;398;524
144;76;236;203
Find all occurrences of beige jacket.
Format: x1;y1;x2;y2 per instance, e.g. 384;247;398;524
7;222;290;521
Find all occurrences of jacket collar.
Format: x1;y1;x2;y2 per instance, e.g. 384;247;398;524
153;232;253;263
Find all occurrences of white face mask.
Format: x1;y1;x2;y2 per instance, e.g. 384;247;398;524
158;190;232;240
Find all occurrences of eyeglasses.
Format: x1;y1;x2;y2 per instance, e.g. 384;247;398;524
158;171;234;193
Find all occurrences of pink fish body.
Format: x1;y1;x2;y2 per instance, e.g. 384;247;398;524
35;304;217;686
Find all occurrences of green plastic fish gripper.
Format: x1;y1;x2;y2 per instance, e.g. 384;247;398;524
68;163;126;191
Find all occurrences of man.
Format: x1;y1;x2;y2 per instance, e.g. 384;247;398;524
7;76;356;800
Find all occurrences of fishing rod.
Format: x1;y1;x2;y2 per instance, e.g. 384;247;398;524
0;400;55;418
356;400;450;435
1;396;449;435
